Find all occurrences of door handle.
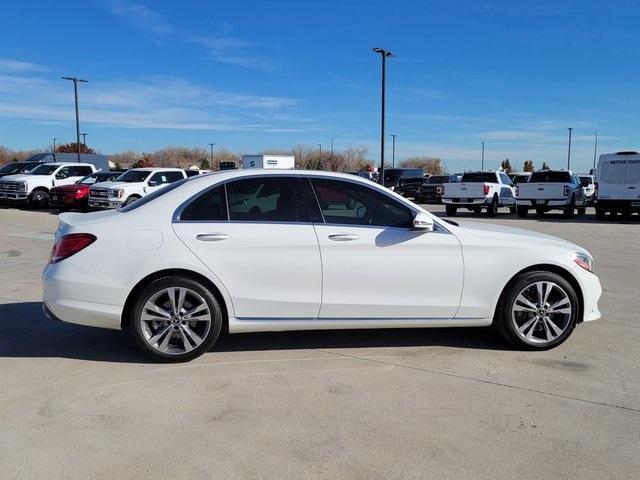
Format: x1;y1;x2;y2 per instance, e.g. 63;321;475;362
328;233;359;241
196;233;229;242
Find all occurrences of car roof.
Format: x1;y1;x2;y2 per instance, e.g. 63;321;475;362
39;162;94;167
128;167;184;172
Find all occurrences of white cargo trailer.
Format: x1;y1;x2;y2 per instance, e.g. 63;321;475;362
241;155;295;170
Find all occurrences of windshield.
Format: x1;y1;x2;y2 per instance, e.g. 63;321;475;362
579;176;593;187
461;172;496;182
427;176;450;184
0;163;23;174
530;171;571;183
114;170;151;183
29;164;59;175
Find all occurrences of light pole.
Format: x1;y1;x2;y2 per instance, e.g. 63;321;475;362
208;143;216;165
331;137;336;156
567;128;573;170
372;47;393;185
53;138;57;153
62;76;88;162
318;144;322;158
481;141;485;170
81;132;88;149
593;131;598;170
391;134;397;168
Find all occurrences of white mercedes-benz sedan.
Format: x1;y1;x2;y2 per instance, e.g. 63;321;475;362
43;170;602;362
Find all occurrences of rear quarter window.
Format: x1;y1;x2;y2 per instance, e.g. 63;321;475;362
530;171;571;183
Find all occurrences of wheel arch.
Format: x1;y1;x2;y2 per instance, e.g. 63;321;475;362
120;268;229;332
30;186;50;194
494;263;584;324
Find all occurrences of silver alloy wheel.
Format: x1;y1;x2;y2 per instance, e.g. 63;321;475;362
511;281;572;344
139;287;212;355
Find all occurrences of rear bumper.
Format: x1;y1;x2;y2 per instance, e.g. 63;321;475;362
595;199;640;210
43;262;124;330
516;199;570;208
442;198;486;205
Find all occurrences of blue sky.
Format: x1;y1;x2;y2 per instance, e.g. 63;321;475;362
1;0;639;172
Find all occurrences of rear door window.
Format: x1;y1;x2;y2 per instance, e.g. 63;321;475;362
226;177;303;222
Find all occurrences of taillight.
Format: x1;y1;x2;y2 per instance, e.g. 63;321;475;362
483;184;490;195
49;233;96;264
563;185;570;196
515;185;520;197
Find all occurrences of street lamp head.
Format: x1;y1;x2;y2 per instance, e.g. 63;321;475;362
372;47;394;57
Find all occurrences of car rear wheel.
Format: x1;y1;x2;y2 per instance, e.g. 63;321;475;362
131;276;223;362
564;196;575;219
495;271;578;350
123;195;140;206
516;205;528;218
595;208;605;220
445;204;457;217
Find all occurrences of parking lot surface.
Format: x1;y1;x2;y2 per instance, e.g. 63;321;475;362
1;205;639;479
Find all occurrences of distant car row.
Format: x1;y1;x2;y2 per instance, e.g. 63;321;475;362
0;161;205;211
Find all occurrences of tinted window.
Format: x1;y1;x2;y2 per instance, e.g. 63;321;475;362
227;177;302;222
311;178;413;228
530;171;572;183
579;176;593;187
513;174;530;184
461;172;497;182
0;163;23;174
180;186;226;221
150;171;183;185
427;176;450;184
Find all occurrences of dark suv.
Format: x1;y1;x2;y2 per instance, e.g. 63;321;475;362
414;175;460;204
0;161;44;180
382;168;425;197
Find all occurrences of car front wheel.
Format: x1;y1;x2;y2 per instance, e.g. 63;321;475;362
131;276;223;362
495;271;578;350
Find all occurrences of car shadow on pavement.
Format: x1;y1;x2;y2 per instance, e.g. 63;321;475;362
0;302;510;362
434;210;640;225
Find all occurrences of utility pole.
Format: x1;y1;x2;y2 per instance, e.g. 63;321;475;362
567;128;573;170
481;141;485;170
318;144;322;158
593;131;598;170
331;137;336;156
208;143;216;165
391;134;397;168
53;138;57;152
62;76;88;162
372;47;394;185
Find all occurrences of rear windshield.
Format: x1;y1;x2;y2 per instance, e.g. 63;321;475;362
579;176;593;187
119;177;190;212
461;172;496;183
530;171;571;183
427;176;451;184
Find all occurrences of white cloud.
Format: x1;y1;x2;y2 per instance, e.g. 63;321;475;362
109;1;174;35
0;73;306;132
0;59;47;73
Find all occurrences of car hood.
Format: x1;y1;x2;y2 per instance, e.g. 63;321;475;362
52;183;87;192
1;174;35;182
99;181;141;189
456;221;583;252
90;181;116;189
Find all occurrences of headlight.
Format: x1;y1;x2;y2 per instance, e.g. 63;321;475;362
109;188;124;198
20;182;27;192
571;251;593;273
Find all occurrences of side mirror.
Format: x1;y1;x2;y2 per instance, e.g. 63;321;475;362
148;180;158;187
413;211;434;231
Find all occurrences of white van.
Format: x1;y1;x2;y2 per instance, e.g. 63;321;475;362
594;151;640;219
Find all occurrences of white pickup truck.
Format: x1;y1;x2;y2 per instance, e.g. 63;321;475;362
0;162;96;208
515;170;586;218
88;167;187;209
442;171;515;217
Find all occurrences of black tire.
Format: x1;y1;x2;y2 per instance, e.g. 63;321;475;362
535;207;545;217
130;276;223;362
445;204;457;217
595;207;605;220
494;271;579;350
486;196;498;217
472;206;482;214
563;196;575;219
123;195;140;206
577;206;586;216
28;189;49;209
509;206;517;214
516;205;528;218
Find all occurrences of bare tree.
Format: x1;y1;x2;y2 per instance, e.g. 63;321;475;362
400;156;444;175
